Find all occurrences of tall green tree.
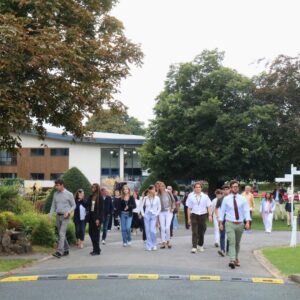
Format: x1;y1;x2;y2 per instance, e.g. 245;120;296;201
86;108;146;135
254;54;300;175
141;50;280;196
0;0;143;150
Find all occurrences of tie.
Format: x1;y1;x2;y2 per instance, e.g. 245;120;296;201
233;194;239;221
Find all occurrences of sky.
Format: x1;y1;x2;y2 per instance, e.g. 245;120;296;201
112;0;300;125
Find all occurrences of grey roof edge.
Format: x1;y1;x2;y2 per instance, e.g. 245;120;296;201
22;131;145;146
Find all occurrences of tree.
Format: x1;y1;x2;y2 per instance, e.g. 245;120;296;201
86;108;146;135
0;0;143;150
254;54;300;175
141;49;280;196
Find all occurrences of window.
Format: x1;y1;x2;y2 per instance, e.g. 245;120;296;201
31;148;45;156
50;173;63;180
31;173;44;180
0;173;17;179
0;151;17;166
50;148;69;156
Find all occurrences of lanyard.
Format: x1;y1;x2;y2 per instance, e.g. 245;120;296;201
149;197;154;209
195;194;201;206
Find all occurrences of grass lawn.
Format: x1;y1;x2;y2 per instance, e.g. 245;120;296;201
262;246;300;276
0;259;33;272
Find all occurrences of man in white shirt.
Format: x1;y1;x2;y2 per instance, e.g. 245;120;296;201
219;180;251;269
187;182;212;253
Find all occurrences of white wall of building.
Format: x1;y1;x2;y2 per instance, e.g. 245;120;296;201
69;144;100;183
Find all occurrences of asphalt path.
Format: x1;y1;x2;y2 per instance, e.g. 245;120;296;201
0;227;299;300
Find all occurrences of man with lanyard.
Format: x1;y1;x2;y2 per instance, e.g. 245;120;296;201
187;182;212;253
219;180;251;269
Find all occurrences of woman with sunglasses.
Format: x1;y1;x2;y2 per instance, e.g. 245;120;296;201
73;189;87;249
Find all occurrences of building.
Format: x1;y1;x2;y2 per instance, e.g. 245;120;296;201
0;129;145;184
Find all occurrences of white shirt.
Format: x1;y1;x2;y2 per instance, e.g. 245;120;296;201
212;197;218;213
141;196;161;217
79;204;86;221
219;193;251;222
186;192;212;215
133;199;141;214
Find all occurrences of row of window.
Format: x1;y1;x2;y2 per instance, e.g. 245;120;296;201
0;149;69;166
0;173;63;180
31;148;69;156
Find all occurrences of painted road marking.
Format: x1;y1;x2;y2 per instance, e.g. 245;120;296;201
0;274;286;284
0;276;39;282
252;277;284;284
190;275;221;281
67;274;98;280
128;274;159;280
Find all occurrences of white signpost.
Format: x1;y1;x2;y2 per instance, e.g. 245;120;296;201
275;164;299;247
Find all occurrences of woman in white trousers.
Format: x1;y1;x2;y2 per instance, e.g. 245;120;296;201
260;192;276;233
157;182;175;249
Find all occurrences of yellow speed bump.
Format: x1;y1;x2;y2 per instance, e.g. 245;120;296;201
252;277;284;284
128;274;159;280
67;274;98;280
190;275;221;281
0;276;39;282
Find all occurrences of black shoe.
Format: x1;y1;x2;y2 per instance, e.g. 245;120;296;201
218;250;225;257
229;261;236;269
52;252;62;258
63;251;69;256
90;251;94;255
91;252;100;256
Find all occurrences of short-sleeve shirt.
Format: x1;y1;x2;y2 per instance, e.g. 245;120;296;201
186;192;212;216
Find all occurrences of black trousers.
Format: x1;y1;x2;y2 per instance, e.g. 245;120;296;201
191;213;207;248
74;220;86;241
184;206;190;229
89;219;101;254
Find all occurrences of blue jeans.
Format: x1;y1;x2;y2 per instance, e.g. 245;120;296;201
144;212;157;250
220;221;229;252
102;214;111;241
120;212;133;243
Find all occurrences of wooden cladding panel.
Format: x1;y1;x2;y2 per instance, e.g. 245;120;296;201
0;148;69;180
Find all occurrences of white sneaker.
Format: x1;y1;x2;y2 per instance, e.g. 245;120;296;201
197;246;204;252
152;246;157;251
123;243;127;247
102;240;106;245
191;248;197;253
127;241;132;246
145;248;152;251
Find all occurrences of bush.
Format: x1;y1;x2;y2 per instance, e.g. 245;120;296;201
18;212;48;236
31;219;56;247
44;167;92;213
0;185;34;214
0;213;8;233
66;221;76;245
0;211;22;230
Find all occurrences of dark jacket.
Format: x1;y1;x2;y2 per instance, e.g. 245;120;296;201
86;194;104;223
103;196;113;217
112;196;121;216
272;189;286;204
73;198;87;223
119;195;136;216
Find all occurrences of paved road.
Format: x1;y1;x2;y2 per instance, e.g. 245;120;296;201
0;227;299;300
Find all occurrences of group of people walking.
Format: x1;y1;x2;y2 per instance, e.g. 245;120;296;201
48;178;293;270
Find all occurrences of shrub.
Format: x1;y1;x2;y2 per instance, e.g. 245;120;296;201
0;213;8;233
31;219;56;247
0;185;34;214
0;211;22;230
66;221;76;245
44;167;92;213
18;212;48;236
